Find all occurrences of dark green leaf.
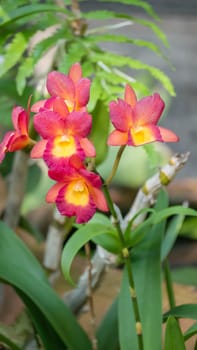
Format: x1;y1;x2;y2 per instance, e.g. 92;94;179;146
118;268;138;350
0;221;92;350
61;223;116;284
131;190;168;350
164;304;197;321
184;322;197;341
96;299;119;350
164;316;186;350
161;214;185;260
171;267;197;287
92;231;121;254
89;99;110;165
128;206;197;247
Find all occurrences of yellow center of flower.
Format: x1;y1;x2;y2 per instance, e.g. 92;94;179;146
64;99;74;112
65;180;89;206
130;126;154;145
52;135;76;158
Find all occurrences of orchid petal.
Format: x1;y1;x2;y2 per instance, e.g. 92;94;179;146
0;132;15;162
46;182;64;203
107;130;128;146
8;135;30;151
31;99;47;113
130;125;162;146
133;93;165;126
65;111;92;137
79;138;96;157
33;111;64;138
47;71;75;102
30;139;47;158
109;99;133;131
52;97;69;118
91;187;108;212
68;62;82;84
158;126;179;142
75;78;91;109
11;106;24;130
124;84;137;107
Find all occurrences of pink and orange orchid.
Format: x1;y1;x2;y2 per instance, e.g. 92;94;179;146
0;105;34;163
46;157;108;223
31;63;91;116
108;84;179;147
31;110;95;168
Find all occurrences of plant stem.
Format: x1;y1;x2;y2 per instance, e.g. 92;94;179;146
163;258;176;309
102;184;143;350
105;145;126;186
84;242;97;350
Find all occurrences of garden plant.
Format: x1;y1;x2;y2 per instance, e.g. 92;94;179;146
0;1;197;349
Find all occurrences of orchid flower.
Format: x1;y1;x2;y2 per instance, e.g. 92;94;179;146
31;110;95;168
31;63;91;115
0;105;34;163
46;157;108;223
108;84;179;147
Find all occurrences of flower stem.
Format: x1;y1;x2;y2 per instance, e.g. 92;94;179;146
163;258;176;309
102;184;143;350
105;145;126;186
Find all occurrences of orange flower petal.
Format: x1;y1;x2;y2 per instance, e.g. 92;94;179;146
107;130;128;146
46;182;64;203
31;139;47;158
159;126;179;142
68;62;82;84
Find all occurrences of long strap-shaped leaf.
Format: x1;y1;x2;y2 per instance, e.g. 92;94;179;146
0;221;92;350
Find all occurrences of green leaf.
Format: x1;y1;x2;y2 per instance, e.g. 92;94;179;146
128;206;197;247
161;213;185;260
171;267;197;287
16;56;34;95
99;0;159;20
164;316;186;350
91;51;175;96
184;322;197;341
0;32;27;77
131;190;168;350
92;231;121;254
0;221;92;350
0;4;70;27
86;11;167;47
118;268;138;350
88;33;167;61
180;217;197;239
0;330;22;350
96;299;119;350
61;223;116;284
164;304;197;321
89;99;110;165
